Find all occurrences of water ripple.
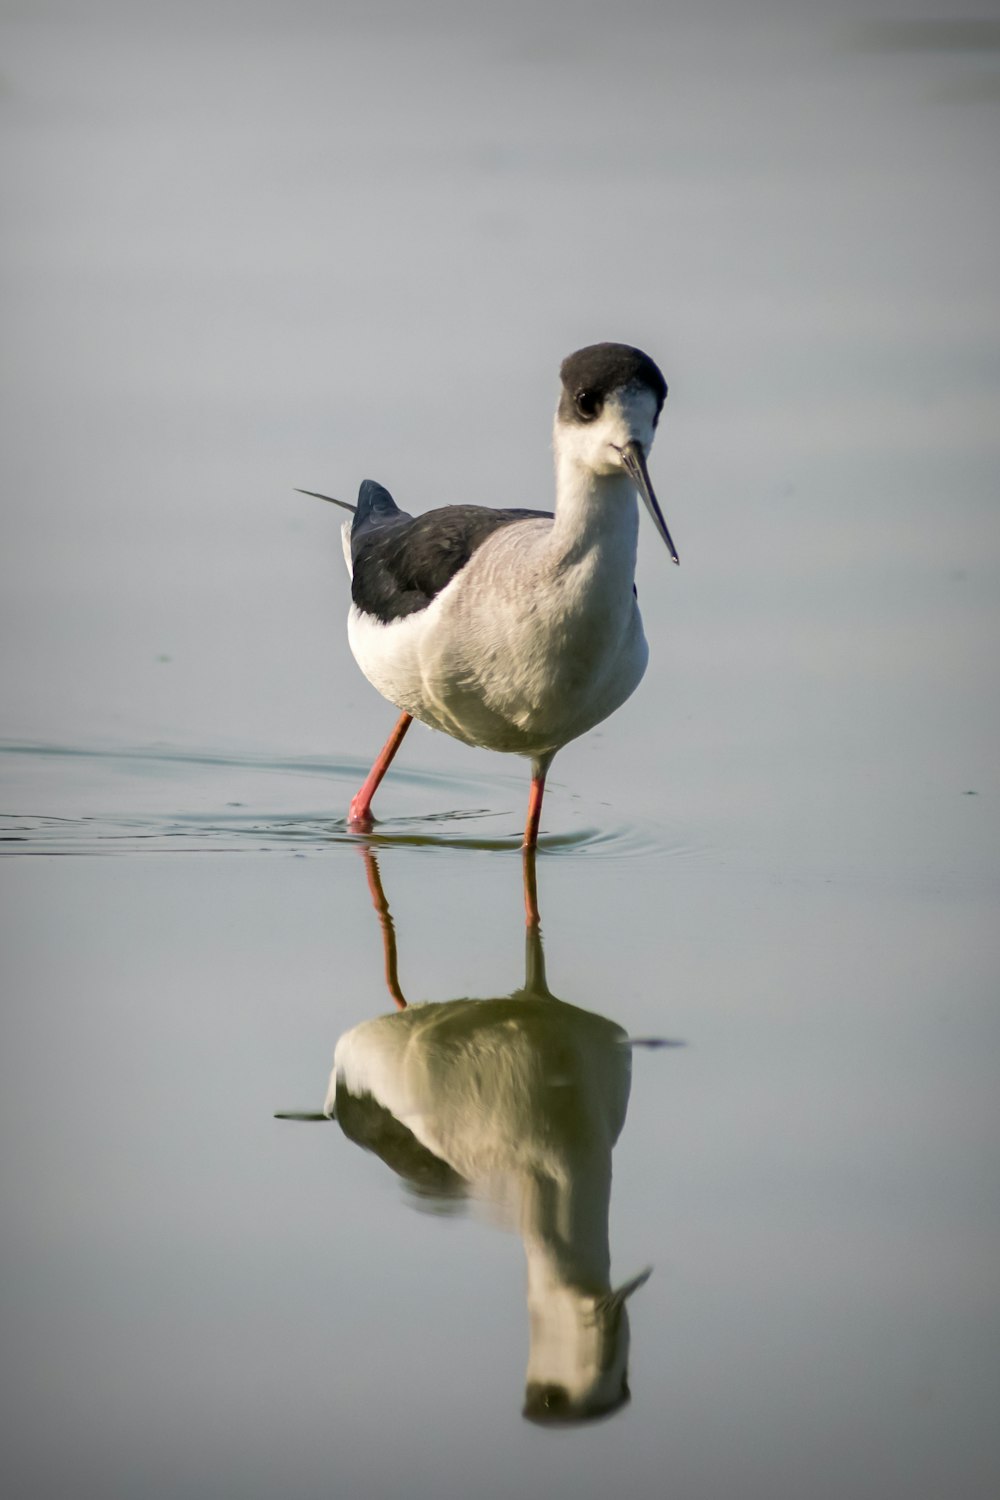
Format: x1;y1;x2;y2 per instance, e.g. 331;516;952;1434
0;742;688;862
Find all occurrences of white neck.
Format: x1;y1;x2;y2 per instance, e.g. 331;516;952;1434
550;448;640;578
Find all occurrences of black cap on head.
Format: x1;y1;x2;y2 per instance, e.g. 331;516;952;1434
558;343;667;425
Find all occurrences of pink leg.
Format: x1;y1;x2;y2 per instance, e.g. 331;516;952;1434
522;754;552;851
349;712;412;828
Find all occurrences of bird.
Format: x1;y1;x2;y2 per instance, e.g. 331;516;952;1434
298;341;678;847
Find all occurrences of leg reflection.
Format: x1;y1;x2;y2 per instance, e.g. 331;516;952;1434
360;843;407;1009
330;851;650;1424
522;844;541;930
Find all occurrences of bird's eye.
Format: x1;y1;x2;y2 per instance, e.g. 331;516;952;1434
575;389;602;421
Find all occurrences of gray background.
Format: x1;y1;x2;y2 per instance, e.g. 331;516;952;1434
2;3;999;1497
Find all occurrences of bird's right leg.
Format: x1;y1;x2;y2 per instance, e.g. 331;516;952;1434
348;712;413;829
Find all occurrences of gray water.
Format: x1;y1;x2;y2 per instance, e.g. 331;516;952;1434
2;3;999;1497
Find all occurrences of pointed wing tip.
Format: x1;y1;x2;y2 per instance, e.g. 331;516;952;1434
294;487;357;513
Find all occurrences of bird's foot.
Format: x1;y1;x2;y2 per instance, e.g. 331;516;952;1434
347;796;376;831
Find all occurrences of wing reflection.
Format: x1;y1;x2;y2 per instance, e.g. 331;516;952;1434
326;846;651;1425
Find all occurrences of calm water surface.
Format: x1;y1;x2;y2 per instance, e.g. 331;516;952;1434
3;4;999;1498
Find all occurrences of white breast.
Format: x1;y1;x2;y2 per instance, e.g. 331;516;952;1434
348;518;649;758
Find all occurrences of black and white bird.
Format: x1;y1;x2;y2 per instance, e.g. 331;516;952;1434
300;342;678;847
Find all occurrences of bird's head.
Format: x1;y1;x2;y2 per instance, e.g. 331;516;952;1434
555;342;677;563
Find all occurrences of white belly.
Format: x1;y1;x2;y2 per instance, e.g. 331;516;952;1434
347;526;650;758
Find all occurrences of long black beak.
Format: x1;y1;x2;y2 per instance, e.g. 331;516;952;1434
620;442;679;565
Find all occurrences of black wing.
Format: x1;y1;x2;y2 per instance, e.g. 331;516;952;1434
350;479;551;624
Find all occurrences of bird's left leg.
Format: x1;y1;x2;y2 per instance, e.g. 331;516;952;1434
523;752;554;851
348;712;413;828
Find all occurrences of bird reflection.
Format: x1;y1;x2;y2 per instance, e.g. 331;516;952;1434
326;846;650;1425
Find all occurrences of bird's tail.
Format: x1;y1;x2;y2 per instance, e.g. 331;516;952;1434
354;478;402;526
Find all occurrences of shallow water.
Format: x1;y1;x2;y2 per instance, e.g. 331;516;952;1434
3;3;1000;1498
3;738;998;1498
0;744;672;858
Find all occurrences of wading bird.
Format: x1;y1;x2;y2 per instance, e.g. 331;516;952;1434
300;342;677;846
